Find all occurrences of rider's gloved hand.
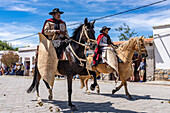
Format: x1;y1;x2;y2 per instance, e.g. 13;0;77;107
60;31;66;36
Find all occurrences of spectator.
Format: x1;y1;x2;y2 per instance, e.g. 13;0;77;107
0;67;4;75
138;58;147;82
26;63;30;76
32;62;35;76
20;63;25;76
10;64;15;75
130;62;135;82
13;64;17;75
4;65;9;75
15;63;21;75
0;66;2;75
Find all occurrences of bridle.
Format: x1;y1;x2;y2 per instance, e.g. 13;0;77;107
136;37;143;55
65;24;96;67
78;25;96;43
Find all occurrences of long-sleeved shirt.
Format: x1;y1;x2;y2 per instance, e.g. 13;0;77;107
99;36;108;47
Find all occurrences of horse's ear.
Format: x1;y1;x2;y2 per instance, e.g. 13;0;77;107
84;18;88;25
92;20;96;26
140;35;144;39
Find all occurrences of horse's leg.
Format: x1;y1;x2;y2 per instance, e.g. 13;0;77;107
67;75;77;110
84;77;90;94
112;81;123;94
124;81;132;99
96;84;100;94
79;75;85;89
90;71;98;91
36;75;42;105
43;79;53;100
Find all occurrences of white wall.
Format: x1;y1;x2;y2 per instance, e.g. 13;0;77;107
146;45;154;77
18;51;36;71
153;25;170;69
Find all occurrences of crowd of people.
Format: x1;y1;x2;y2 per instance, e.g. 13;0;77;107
0;63;30;76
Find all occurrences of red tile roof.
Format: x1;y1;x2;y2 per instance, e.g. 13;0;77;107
113;38;153;45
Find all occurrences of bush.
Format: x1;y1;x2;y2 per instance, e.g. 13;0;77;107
1;51;19;67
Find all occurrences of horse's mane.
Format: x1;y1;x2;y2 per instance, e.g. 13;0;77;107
71;24;83;40
118;37;136;51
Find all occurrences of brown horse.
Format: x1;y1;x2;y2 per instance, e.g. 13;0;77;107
80;36;148;99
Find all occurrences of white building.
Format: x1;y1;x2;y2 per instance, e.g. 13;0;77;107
153;24;170;80
18;46;37;75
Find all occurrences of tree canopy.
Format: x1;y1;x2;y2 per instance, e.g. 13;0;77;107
0;40;14;50
115;23;138;41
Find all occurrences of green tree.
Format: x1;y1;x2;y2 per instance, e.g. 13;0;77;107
1;51;19;67
148;35;153;38
14;47;19;51
0;40;14;50
115;23;137;41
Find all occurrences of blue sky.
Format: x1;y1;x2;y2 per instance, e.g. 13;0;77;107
0;0;170;47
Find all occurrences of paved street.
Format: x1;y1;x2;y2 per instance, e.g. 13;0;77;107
0;76;170;113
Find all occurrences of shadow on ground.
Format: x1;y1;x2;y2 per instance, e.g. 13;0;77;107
91;93;170;101
42;99;143;113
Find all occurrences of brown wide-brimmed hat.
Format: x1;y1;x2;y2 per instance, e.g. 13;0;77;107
100;26;111;33
49;8;64;15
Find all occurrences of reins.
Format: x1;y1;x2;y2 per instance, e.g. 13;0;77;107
65;25;96;67
69;43;86;66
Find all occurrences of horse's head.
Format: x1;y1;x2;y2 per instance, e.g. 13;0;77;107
134;36;148;58
72;18;95;45
81;18;96;43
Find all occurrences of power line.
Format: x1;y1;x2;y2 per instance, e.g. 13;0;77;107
5;0;167;41
90;0;167;21
7;33;38;42
68;0;167;25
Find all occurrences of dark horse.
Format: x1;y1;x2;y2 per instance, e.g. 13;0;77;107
27;18;97;110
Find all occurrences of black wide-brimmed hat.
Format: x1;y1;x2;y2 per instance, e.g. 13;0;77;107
100;26;111;33
49;8;64;15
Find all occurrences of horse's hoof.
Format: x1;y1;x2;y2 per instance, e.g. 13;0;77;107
38;102;43;106
37;98;43;106
112;89;116;94
90;86;95;91
97;90;100;94
128;96;133;100
90;84;96;91
87;90;91;95
80;86;84;89
71;106;77;111
48;95;53;100
69;104;77;111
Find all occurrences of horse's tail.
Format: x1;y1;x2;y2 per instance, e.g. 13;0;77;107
27;58;40;93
